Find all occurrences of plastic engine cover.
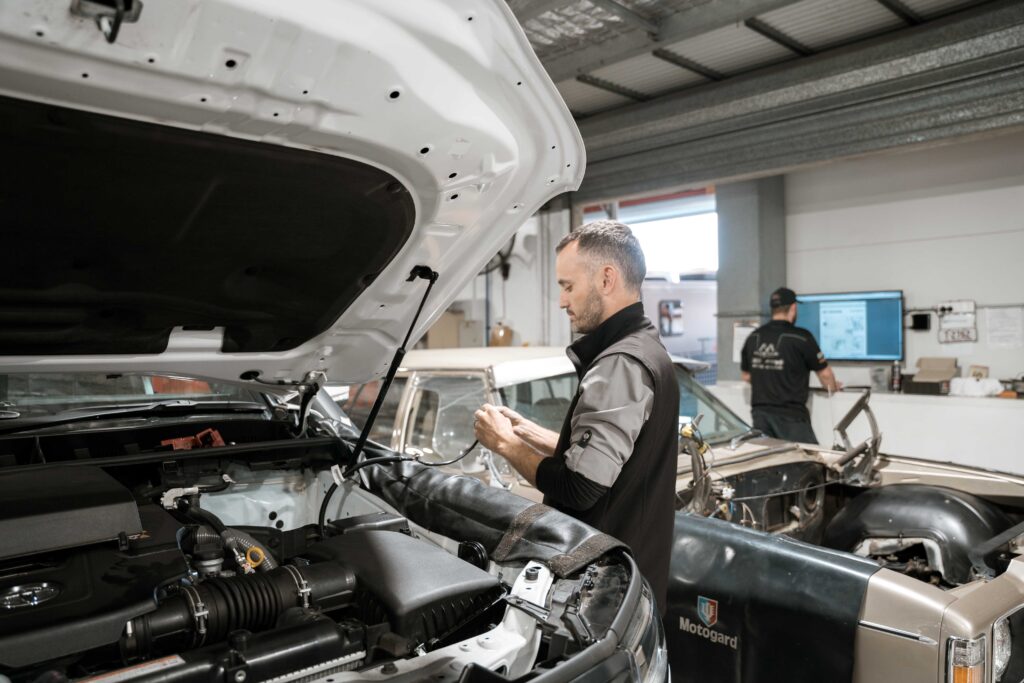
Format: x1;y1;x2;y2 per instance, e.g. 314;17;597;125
306;531;501;645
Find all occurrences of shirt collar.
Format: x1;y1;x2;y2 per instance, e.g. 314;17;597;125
567;301;649;375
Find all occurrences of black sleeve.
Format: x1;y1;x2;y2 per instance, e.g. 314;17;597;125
535;456;609;512
802;331;828;371
740;332;755;372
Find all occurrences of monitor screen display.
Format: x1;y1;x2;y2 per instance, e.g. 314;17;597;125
796;290;903;361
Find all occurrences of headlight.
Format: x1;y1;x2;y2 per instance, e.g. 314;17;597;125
994;617;1011;681
947;635;985;683
621;583;668;683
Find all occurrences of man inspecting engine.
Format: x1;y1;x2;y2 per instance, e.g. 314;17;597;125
473;221;678;613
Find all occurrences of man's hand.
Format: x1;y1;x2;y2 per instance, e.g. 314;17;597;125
496;405;559;457
474;404;550;486
474;404;518;455
497;406;527;427
816;367;842;393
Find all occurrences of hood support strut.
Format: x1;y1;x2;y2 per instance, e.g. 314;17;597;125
347;265;438;467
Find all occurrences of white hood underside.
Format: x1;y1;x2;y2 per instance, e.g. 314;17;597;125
0;0;584;385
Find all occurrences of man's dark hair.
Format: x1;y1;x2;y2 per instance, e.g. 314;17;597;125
556;220;646;291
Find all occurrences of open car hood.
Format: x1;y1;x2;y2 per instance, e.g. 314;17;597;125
0;0;583;385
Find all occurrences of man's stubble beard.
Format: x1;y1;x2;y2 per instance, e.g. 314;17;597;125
571;285;604;334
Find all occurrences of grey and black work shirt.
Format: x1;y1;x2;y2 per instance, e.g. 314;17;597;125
556;354;653;494
536;302;679;612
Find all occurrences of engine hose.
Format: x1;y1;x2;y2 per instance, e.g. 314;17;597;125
179;497;228;534
121;562;356;659
683;439;712;515
192;526;278;572
225;529;277;570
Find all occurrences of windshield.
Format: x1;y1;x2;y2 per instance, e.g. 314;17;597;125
677;367;749;444
330;365;749;452
338;378;408;447
405;374;487;463
499;372;578;432
0;373;263;418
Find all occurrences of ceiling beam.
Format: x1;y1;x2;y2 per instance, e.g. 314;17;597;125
744;17;814;56
576;74;651;101
540;0;806;82
873;0;925;25
652;48;726;81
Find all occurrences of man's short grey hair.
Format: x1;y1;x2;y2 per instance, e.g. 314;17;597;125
556;220;646;291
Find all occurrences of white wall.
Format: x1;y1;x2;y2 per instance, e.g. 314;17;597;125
445;208;572;348
786;130;1024;384
711;381;1024;473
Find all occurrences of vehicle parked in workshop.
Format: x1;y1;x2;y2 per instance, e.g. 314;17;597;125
0;1;668;682
334;346;717;500
340;349;1024;683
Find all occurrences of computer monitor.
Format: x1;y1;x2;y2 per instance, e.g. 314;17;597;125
796;290;903;361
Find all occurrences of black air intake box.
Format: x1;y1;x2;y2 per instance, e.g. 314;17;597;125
307;531;501;644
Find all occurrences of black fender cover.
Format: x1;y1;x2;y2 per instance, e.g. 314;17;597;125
665;512;879;682
363;455;626;578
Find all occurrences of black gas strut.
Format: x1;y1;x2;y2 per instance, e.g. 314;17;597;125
344;265;438;472
318;266;438;539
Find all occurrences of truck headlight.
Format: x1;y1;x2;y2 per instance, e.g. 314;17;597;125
947;635;985;683
621;583;668;683
994;617;1011;681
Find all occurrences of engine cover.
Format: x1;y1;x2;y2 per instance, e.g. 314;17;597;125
0;504;187;668
307;531;501;646
0;466;142;561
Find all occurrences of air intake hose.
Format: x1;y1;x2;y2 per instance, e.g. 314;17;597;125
121;562;355;658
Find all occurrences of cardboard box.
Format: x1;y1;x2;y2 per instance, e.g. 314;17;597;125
426;310;464;348
903;357;959;395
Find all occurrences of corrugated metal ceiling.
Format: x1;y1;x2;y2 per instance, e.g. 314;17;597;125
901;0;984;18
521;1;635;59
756;0;905;52
590;52;708;96
511;0;993;117
662;24;797;76
556;78;634;115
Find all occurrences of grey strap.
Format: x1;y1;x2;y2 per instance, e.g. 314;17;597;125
548;534;625;576
492;503;553;561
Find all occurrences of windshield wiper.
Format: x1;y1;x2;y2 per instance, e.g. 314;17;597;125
729;428;763;450
0;400;269;436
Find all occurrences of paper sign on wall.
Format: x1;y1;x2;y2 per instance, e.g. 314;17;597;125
938;312;977;344
987;307;1024;349
733;322;757;364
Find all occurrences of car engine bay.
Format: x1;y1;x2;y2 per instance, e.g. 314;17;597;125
0;418;641;683
677;392;1024;590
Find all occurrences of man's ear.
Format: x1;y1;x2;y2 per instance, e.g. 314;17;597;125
600;265;617;294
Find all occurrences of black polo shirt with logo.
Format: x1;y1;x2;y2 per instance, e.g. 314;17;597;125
740;320;828;419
